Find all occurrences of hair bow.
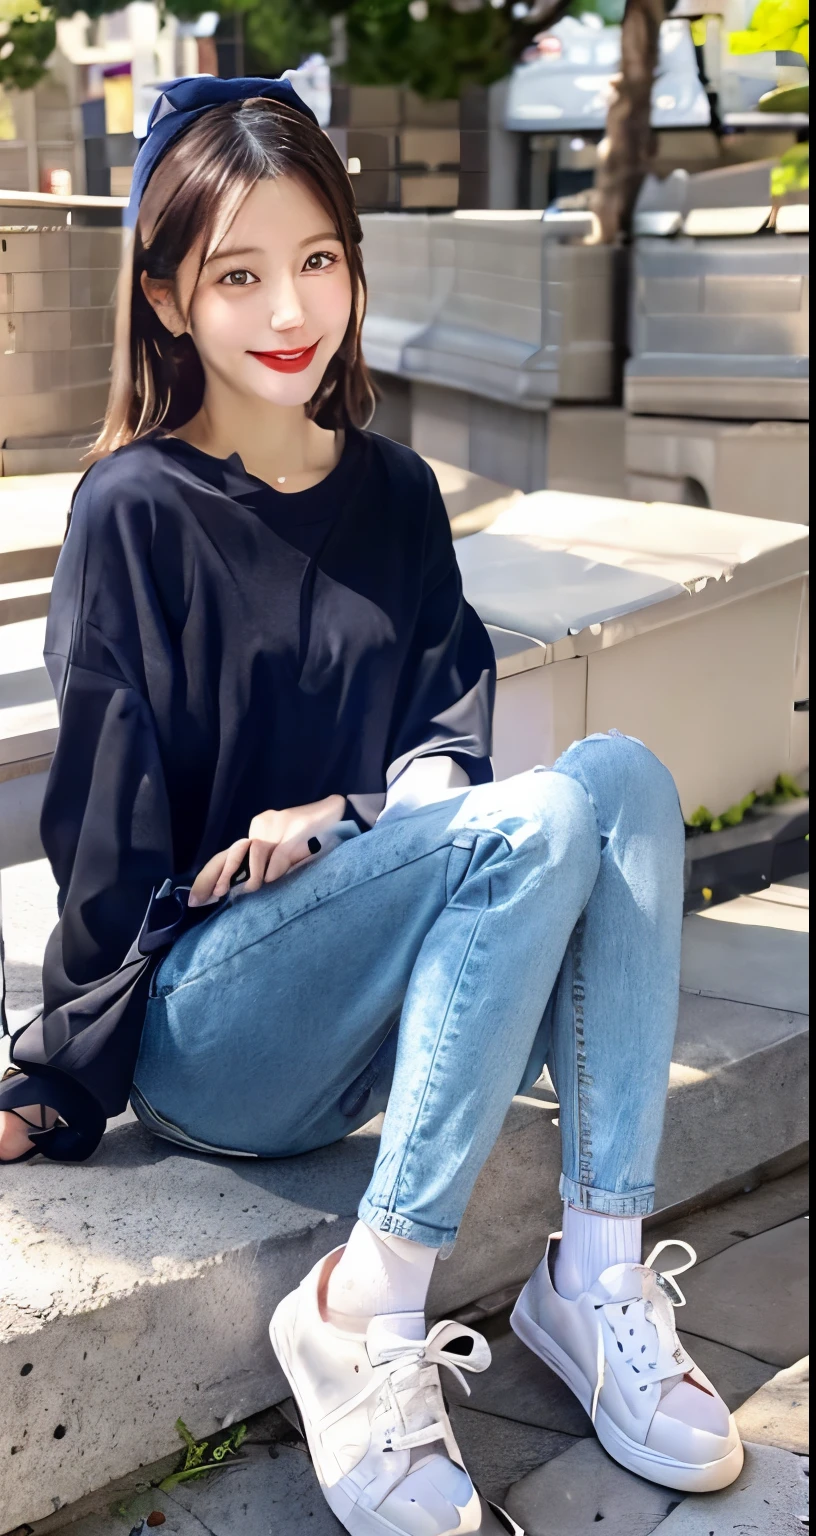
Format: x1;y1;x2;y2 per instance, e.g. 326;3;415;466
125;74;318;229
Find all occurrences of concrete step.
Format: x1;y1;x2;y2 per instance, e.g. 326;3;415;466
0;880;808;1532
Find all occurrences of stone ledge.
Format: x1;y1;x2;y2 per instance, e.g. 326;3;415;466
0;981;808;1532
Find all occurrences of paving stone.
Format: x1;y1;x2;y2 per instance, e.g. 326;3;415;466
171;1443;342;1534
681;910;809;1014
446;1316;592;1436
646;1164;809;1266
681;1217;809;1367
448;1405;576;1508
676;1333;777;1414
734;1358;809;1455
505;1437;683;1535
656;1440;809;1535
29;1488;213;1536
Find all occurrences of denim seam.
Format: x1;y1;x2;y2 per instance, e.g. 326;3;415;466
571;911;595;1196
157;826;515;997
375;903;486;1228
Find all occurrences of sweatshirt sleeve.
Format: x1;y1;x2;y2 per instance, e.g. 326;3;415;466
384;465;496;797
1;478;177;1161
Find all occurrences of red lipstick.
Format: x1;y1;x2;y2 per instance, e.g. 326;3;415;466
249;341;319;373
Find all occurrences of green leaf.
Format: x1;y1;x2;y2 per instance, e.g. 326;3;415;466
771;141;810;195
158;1418;247;1492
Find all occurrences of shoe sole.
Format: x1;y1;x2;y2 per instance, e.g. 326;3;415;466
510;1289;744;1494
270;1292;524;1535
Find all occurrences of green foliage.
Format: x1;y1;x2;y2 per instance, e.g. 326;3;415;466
729;0;809;64
158;1417;248;1491
344;0;521;97
686;774;806;835
0;2;56;92
569;0;625;22
771;139;809;193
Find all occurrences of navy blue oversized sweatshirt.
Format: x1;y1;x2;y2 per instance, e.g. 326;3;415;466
3;428;495;1160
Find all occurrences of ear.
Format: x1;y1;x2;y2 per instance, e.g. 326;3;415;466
141;270;186;338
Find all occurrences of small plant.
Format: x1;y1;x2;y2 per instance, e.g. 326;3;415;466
686;775;806;834
158;1417;248;1491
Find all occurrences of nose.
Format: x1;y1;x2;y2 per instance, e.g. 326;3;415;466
268;270;304;334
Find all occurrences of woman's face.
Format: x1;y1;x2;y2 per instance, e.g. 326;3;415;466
147;173;353;408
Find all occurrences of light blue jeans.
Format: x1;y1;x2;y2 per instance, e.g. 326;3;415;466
132;733;685;1249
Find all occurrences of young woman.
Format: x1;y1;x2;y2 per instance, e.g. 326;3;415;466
0;75;743;1536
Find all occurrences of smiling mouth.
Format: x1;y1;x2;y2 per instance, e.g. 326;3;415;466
248;341;320;373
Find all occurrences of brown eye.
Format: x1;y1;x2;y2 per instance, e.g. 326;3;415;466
221;270;256;286
303;252;338;272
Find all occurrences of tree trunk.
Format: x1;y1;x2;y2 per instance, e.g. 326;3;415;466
591;0;664;244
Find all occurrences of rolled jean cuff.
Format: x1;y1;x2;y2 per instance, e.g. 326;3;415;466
358;1194;457;1253
559;1173;655;1217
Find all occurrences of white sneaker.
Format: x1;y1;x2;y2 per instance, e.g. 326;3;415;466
270;1246;524;1535
511;1235;744;1493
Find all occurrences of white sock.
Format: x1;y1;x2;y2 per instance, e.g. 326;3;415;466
554;1202;642;1299
326;1221;437;1331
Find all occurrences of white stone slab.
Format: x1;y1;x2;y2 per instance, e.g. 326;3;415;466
448;1405;575;1510
170;1443;342;1535
680;913;809;1015
681;1218;809;1368
505;1436;681;1535
657;1440;809;1535
734;1358;809;1455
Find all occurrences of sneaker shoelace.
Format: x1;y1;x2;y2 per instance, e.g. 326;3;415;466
365;1325;490;1461
590;1240;698;1419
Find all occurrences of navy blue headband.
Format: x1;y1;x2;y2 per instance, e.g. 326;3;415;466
125;74;319;230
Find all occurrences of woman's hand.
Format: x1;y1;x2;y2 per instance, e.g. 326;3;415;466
189;794;346;907
0;1105;58;1162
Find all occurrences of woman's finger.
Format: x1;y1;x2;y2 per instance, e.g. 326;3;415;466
211;839;253;900
263;837;311;885
243;839;275;893
190;848;231;906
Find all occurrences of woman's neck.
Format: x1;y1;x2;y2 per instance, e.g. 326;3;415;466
174;386;342;491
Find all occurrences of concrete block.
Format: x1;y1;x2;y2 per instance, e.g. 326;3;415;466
625;416;809;525
680;1219;809;1368
681;907;809;1014
8;307;113;353
505;1436;680;1536
657;1440;809;1534
626;235;809;421
734;1358;809;1455
584;578;808;820
411;381;549;490
0;381;109;439
492;656;587;782
0;231;70;276
404;219;615;406
548;407;628;500
0;962;807;1530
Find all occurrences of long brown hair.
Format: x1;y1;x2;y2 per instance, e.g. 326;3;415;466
93;97;375;459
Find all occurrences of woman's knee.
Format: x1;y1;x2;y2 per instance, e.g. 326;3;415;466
556;731;683;842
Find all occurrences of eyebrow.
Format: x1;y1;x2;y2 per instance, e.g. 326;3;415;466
206;231;342;265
